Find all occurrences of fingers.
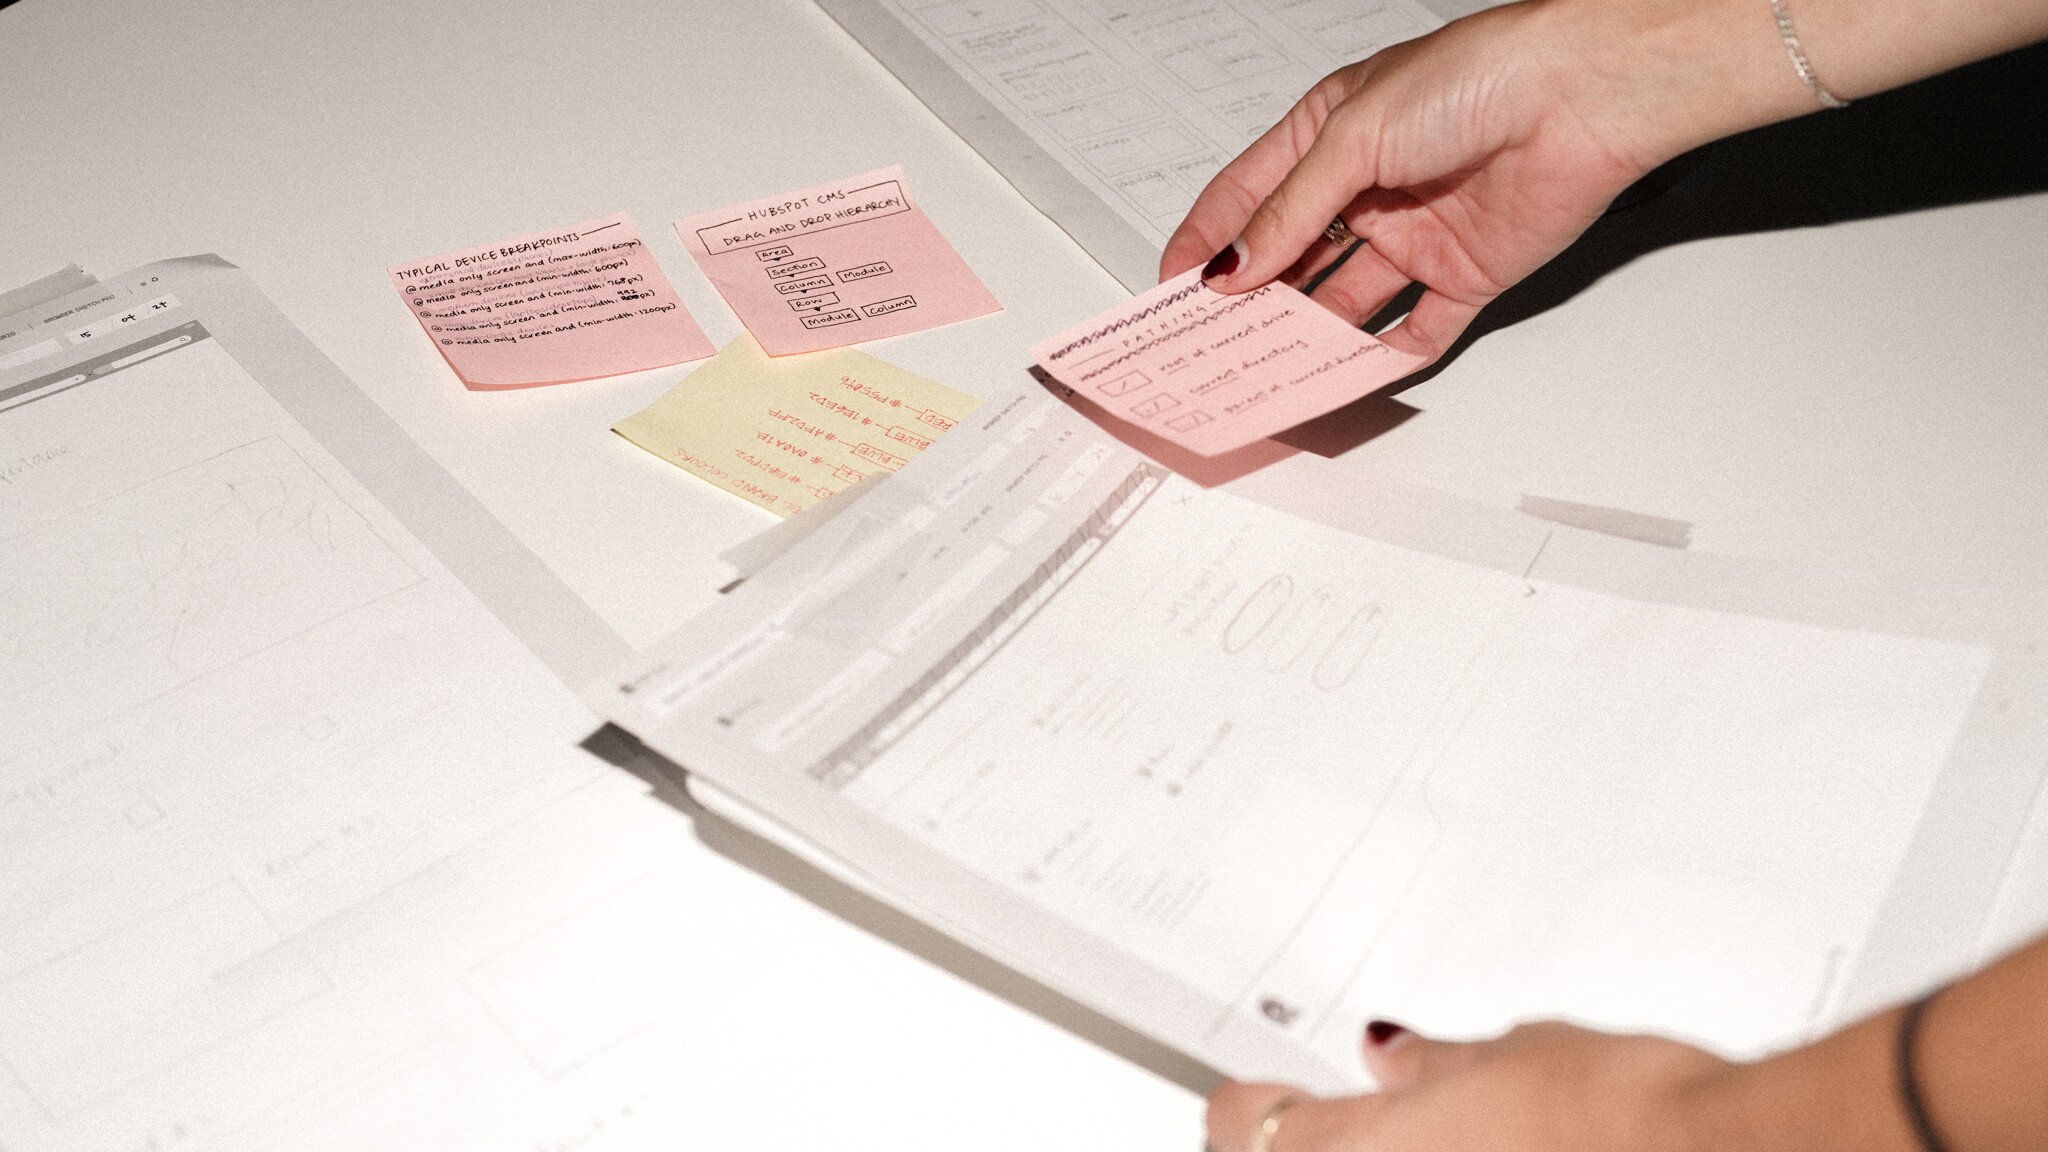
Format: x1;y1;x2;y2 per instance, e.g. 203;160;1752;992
1207;1082;1299;1152
1205;109;1383;294
1361;1020;1486;1092
1372;288;1485;365
1298;237;1410;326
1275;216;1489;368
1160;173;1256;283
1204;1023;1493;1152
1207;1082;1391;1152
1161;118;1315;280
1161;73;1361;282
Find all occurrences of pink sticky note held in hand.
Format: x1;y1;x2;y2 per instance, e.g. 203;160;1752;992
1030;269;1427;457
389;212;715;390
676;166;1000;356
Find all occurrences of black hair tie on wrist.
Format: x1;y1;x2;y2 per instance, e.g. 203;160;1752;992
1898;990;1958;1152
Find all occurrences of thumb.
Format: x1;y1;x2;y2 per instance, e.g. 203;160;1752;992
1361;1019;1483;1091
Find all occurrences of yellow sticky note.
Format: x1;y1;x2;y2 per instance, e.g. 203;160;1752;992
614;334;980;517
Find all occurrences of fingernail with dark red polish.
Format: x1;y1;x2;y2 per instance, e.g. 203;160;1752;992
1202;243;1241;280
1366;1020;1407;1046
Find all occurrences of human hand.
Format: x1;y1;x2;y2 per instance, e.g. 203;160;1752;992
1207;1019;1732;1152
1160;0;1747;365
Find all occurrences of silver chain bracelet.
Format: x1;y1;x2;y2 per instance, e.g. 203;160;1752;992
1769;0;1852;109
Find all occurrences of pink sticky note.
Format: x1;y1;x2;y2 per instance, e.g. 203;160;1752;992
675;166;1000;356
1030;269;1428;457
389;212;714;390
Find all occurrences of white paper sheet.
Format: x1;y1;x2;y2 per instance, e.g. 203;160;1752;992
1978;785;2048;963
595;385;2046;1091
0;264;97;322
821;0;1446;287
0;262;842;1151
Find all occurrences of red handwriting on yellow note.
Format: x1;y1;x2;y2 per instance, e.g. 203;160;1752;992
613;334;979;517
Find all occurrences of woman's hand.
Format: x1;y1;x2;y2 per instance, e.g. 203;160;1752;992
1207;1019;1733;1152
1159;0;1816;366
1163;0;2048;365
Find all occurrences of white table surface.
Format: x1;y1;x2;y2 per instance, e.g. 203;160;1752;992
5;1;2045;1148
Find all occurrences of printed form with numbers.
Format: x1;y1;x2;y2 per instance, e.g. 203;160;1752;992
595;383;2048;1090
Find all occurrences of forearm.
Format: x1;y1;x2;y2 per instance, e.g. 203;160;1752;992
1917;935;2048;1152
1769;0;2048;99
1686;936;2048;1152
1545;0;2048;170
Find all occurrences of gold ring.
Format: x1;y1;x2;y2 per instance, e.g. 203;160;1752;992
1248;1094;1304;1152
1322;216;1357;246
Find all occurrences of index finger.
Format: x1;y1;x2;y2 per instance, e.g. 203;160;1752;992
1207;1082;1392;1152
1159;75;1354;281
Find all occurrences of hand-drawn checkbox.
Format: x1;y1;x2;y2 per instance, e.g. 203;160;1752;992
1130;393;1181;419
1165;411;1213;432
1097;371;1150;397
